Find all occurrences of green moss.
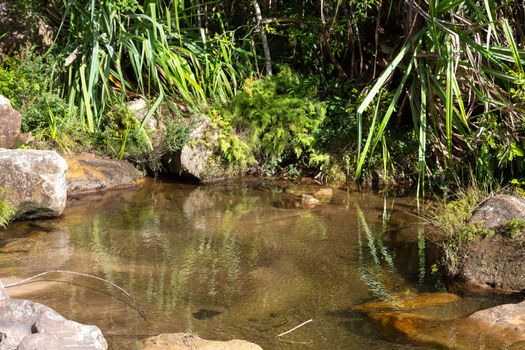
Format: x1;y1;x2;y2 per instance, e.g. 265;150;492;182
500;218;525;239
458;223;494;241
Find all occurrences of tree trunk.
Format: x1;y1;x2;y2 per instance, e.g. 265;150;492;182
252;0;273;76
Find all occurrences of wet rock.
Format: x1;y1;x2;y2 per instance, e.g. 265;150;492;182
66;153;144;197
469;195;525;230
449;195;525;292
468;299;525;333
171;117;228;182
0;95;21;148
0;149;67;219
140;333;262;350
453;234;525;291
0;283;107;350
313;188;333;200
301;194;320;208
355;292;525;350
352;292;461;313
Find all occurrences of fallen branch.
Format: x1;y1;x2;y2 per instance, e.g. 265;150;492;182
3;270;146;320
276;319;313;337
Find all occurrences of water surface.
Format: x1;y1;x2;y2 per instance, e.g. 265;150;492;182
0;180;499;349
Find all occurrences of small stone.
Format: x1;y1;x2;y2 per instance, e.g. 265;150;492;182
314;188;333;200
301;194;320;208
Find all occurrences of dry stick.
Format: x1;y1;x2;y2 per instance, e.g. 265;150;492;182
4;270;146;320
4;269;134;301
276;319;313;338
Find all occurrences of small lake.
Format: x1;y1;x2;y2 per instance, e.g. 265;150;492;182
0;180;502;349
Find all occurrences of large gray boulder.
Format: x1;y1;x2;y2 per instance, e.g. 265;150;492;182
0;96;21;149
468;195;525;229
0;149;68;219
140;333;262;350
0;283;107;350
450;194;525;291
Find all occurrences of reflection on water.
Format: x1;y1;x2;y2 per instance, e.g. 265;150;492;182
0;180;463;350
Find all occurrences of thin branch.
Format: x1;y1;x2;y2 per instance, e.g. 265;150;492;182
276;319;313;337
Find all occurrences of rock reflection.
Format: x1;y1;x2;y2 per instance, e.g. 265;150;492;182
0;181;449;350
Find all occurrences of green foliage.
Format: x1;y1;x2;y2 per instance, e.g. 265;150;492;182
457;224;495;241
52;0;253;134
500;219;525;239
209;66;329;174
93;104;151;159
0;53;55;111
164;116;194;153
0;200;15;229
352;1;525;192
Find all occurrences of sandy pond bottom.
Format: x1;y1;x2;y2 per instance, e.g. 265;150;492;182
0;180;507;350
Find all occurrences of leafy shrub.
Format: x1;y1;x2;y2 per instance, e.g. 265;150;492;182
210;66;329;173
165;115;195;153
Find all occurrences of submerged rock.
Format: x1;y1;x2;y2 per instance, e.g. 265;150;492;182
301;194;320;207
0;149;67;219
0;283;107;350
66;153;145;197
355;292;525;350
313;188;333;201
0;95;21;149
450;195;525;292
140;333;262;350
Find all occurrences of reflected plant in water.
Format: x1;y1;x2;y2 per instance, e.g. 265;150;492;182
355;203;411;300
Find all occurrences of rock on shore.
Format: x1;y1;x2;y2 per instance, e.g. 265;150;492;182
451;194;525;291
66;153;145;197
0;149;67;219
0;282;107;350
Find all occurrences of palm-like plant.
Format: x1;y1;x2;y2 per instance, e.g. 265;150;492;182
354;0;525;193
52;0;254;133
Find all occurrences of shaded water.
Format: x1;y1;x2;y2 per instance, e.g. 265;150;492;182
0;181;502;349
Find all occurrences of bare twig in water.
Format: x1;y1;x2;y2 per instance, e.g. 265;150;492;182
276;319;313;337
5;270;133;299
103;333;161;339
3;270;146;320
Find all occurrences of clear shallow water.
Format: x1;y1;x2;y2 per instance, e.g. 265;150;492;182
0;180;502;349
